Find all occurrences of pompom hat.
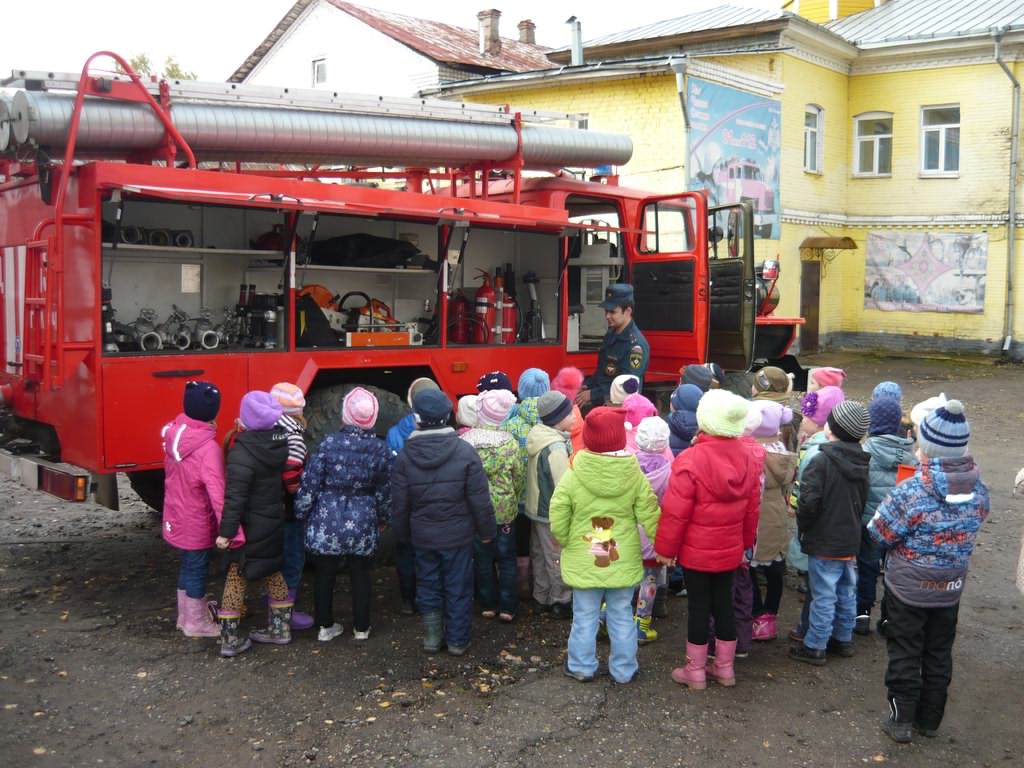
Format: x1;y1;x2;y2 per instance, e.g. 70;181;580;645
752;366;793;395
609;375;640;406
622;392;657;430
517;368;550;400
342;387;379;430
871;381;902;404
918;399;970;458
477;389;517;427
551;367;584;400
477;370;513;393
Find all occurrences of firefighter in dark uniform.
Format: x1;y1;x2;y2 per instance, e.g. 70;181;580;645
576;283;650;409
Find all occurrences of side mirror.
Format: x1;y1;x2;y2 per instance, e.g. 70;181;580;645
761;259;780;280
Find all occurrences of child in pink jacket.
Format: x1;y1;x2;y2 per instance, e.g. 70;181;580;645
161;381;225;638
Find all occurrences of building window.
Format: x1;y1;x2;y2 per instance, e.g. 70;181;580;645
921;105;960;174
312;57;327;86
804;105;823;174
854;112;893;176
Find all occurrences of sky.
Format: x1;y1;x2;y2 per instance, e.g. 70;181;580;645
3;0;783;82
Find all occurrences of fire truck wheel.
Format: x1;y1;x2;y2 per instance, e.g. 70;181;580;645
303;383;408;451
128;469;165;513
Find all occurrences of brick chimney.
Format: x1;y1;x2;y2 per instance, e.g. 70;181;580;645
518;19;536;45
477;9;502;56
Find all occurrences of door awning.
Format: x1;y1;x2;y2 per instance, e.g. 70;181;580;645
799;236;857;249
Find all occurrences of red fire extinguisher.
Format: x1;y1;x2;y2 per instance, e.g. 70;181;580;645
472;269;495;344
494;274;517;345
449;289;469;343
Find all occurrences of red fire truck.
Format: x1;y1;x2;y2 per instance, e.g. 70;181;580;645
0;53;802;510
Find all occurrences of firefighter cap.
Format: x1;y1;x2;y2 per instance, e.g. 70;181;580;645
600;283;635;311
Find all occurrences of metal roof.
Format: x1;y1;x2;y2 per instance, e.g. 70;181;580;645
826;0;1024;48
230;0;553;84
555;5;787;51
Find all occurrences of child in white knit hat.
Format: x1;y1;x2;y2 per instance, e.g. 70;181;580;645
609;374;640;406
456;394;479;436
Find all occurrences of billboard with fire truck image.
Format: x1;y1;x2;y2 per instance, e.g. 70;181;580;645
687;77;781;240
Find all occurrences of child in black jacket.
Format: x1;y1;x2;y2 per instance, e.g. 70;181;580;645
215;391;290;658
790;401;871;666
390;389;497;655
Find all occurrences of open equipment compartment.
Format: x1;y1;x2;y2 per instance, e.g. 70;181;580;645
100;197;291;355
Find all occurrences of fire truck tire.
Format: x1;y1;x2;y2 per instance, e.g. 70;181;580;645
128;469;165;513
303;383;408;451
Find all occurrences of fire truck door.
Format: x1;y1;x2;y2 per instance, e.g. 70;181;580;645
707;202;756;371
100;358;250;469
631;194;706;377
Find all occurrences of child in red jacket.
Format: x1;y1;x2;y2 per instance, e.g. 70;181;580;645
655;390;762;690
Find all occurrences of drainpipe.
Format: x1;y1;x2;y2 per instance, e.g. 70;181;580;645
669;58;690;130
995;31;1019;355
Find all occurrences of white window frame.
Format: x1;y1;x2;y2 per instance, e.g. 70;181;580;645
804;104;824;174
920;104;960;177
311;57;327;87
853;111;893;178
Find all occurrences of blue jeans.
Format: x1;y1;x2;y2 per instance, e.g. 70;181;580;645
474;524;518;615
856;526;881;615
177;548;210;599
415;545;474;648
568;585;639;684
282;519;306;591
805;556;857;650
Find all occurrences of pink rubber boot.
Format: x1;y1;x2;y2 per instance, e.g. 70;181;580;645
752;613;778;641
671;643;708;690
176;589;186;632
181;595;221;638
707;639;737;687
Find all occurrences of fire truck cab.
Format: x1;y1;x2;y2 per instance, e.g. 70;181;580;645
0;55;801;510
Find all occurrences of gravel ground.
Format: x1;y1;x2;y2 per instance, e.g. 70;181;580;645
0;353;1022;768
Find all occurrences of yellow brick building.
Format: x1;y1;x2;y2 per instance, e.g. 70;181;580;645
430;1;1024;359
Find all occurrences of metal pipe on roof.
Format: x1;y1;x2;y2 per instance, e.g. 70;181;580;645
8;90;633;169
994;30;1019;356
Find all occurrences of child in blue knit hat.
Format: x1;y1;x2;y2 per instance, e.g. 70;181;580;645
856;396;917;637
868;400;989;744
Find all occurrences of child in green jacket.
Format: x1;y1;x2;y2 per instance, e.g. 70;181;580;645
461;388;524;621
550;407;660;685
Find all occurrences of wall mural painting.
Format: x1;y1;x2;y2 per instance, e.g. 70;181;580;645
687;77;781;240
864;231;988;314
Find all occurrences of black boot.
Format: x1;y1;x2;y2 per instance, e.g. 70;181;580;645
218;612;252;658
653;586;668;619
882;697;914;744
